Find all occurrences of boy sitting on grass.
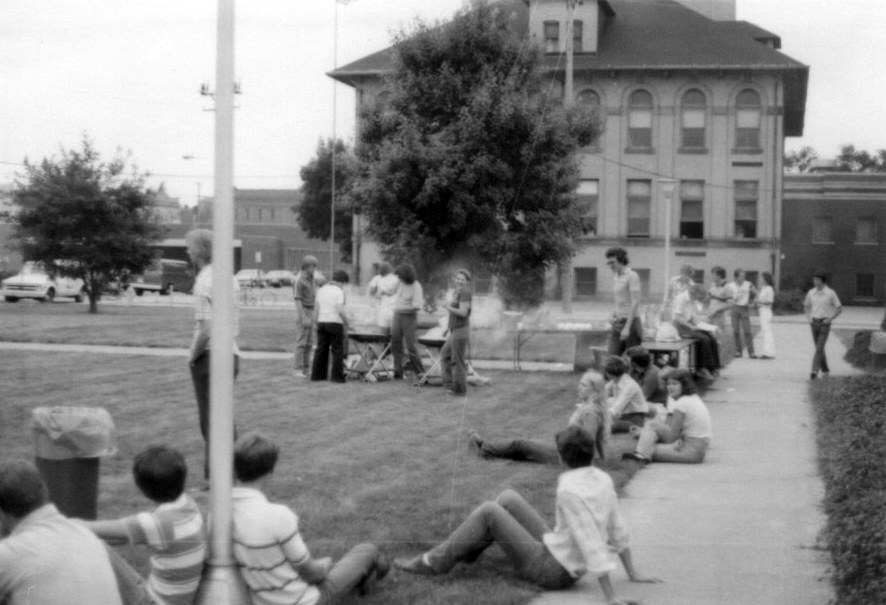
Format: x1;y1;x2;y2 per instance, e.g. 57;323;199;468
231;432;389;605
85;445;207;605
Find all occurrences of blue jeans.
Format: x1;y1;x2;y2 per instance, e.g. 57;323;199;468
478;439;561;464
607;317;643;356
441;326;469;394
316;543;381;604
810;319;831;373
392;311;424;376
731;305;754;355
424;490;575;589
293;310;314;373
190;351;240;479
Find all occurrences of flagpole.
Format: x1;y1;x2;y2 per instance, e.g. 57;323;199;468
330;0;340;274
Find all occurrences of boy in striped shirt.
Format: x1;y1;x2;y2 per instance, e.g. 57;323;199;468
85;446;207;605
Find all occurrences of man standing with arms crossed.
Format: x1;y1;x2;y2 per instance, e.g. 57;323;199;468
605;247;643;355
804;270;842;380
292;255;318;379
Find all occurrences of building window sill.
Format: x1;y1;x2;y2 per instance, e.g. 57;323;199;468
624;147;655;155
678;147;709;155
732;148;763;155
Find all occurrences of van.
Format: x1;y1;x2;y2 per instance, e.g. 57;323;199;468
132;259;194;295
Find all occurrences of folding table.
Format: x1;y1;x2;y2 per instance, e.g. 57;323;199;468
346;331;393;382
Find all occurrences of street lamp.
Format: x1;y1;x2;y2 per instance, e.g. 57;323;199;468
658;178;678;305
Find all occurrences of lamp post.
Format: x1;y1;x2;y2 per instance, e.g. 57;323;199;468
658;178;678;305
194;0;251;602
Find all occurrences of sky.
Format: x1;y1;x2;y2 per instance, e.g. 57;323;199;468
1;0;884;206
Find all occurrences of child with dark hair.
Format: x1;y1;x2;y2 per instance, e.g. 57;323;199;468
604;355;649;432
395;426;660;603
231;432;388;605
85;445;207;605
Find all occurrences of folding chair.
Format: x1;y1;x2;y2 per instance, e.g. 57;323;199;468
414;334;447;388
346;331;393;382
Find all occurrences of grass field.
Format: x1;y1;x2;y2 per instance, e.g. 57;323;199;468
1;302;639;605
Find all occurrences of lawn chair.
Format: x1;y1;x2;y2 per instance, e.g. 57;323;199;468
346;331;393;382
414;334;447;388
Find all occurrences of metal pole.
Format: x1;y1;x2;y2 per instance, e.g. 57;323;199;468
195;0;250;601
330;0;339;274
659;178;678;306
561;0;576;314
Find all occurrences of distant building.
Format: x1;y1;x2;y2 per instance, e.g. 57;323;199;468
329;0;808;298
782;169;886;305
152;189;183;224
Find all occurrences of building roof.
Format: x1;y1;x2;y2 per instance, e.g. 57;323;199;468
329;0;808;135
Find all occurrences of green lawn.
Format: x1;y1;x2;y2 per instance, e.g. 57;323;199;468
1;302;640;605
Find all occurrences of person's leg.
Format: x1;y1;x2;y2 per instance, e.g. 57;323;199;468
741;307;755;356
611;412;646;433
391;313;404;377
190;351;211;479
652;437;709;463
105;546;156;605
626;317;644;350
316;543;380;604
330;323;345;383
294;313;308;372
479;439;560;464
450;330;469;395
607;320;624;356
760;307;775;357
440;337;453;390
423;500;549;577
495;489;552;541
635;420;677;459
311;325;331;381
814;321;831;372
402;314;424;375
731;307;743;355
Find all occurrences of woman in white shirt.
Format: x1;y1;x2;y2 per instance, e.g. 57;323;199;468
755;272;776;359
623;369;712;464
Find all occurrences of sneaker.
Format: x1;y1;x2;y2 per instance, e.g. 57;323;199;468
393;555;437;576
759;355;774;360
621;452;650;464
468;431;483;456
291;371;308;380
748;354;758;359
809;372;817;380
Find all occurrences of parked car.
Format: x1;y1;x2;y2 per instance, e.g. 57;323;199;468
131;259;194;296
235;269;266;288
0;262;86;303
264;270;297;288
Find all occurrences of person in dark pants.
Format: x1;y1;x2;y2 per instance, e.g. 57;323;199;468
311;269;350;383
605;247;643;356
186;228;240;481
803;270;842;380
440;269;472;396
729;268;757;358
391;263;425;379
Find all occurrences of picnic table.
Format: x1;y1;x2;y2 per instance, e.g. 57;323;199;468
513;323;610;372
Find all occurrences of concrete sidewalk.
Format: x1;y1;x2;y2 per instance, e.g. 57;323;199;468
531;319;860;605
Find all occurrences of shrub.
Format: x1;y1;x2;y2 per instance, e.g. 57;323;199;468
810;376;886;605
773;287;805;314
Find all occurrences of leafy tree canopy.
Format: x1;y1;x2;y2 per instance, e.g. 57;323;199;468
784;146;818;173
296;138;354;262
784;145;886;173
350;0;601;308
9;136;165;312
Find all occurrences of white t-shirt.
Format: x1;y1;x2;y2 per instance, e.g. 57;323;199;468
315;283;345;324
671;394;712;440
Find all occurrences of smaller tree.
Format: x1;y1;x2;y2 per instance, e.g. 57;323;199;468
784;146;818;173
295;138;354;262
836;145;886;173
10;137;165;312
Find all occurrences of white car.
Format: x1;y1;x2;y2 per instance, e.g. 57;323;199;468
0;262;86;303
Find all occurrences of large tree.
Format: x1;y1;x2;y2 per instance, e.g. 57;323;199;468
296;138;354;263
350;0;600;308
9;137;164;312
836;145;886;173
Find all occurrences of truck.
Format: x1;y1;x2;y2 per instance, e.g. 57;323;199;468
131;259;194;296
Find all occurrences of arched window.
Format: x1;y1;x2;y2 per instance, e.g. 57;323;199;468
628;90;653;149
576;89;600;108
681;90;706;149
735;89;762;150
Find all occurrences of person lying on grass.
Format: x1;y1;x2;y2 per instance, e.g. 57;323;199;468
468;370;609;464
84;445;207;605
622;368;712;465
231;432;389;605
394;426;661;605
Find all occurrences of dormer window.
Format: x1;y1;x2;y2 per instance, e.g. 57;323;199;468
544;21;560;53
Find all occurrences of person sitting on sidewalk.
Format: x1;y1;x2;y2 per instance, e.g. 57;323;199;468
626;346;668;406
84;445;207;605
231;432;389;605
623;369;712;465
604;356;649;433
468;370;609;464
394;426;661;604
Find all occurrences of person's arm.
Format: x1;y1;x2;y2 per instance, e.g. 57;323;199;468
825;293;842;324
618;548;662;584
413;281;425;312
662;409;686;448
83;519;131;546
445;292;471;318
608;378;632;418
621;275;641;341
803;291;813;322
189;318;210;364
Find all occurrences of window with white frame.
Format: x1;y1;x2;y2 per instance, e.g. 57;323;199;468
544;21;560;53
577;179;599;235
813;216;834;243
627;179;651;237
735;89;762;150
734;180;758;238
679;180;704;239
681;90;706;149
856;217;878;244
628;90;653;149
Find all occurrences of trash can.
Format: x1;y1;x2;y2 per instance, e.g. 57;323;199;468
31;407;116;520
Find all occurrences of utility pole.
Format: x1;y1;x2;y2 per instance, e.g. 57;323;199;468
561;0;578;314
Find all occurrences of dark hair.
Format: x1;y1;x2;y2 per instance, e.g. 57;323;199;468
556;426;597;469
234;432;280;482
762;272;774;287
666;368;698;396
733;268;745;278
626;346;651;368
0;461;48;518
455;269;471;282
378;262;392;276
605;247;629;265
604;355;627;377
394;264;416;285
711;266;726;279
332;269;349;284
133;446;187;503
812;270;828;283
